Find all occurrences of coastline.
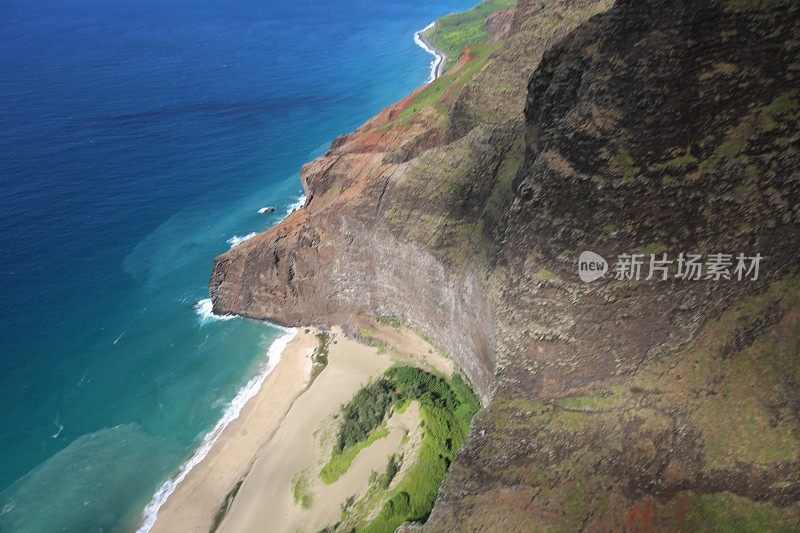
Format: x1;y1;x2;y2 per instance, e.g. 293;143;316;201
414;22;446;82
139;189;311;529
137;19;452;533
145;324;454;532
141;327;313;533
216;328;396;533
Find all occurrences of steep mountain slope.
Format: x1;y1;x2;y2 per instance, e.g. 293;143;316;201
210;0;800;529
210;0;612;399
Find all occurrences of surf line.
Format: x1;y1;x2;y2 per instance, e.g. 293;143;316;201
414;22;445;82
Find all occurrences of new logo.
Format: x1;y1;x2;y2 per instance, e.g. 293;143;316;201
578;251;608;283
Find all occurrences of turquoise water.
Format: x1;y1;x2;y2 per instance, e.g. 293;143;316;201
0;0;475;530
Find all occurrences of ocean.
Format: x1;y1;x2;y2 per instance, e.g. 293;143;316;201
0;0;474;530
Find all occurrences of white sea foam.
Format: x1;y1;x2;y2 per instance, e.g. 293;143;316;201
285;194;307;216
414;22;443;83
194;298;236;324
226;232;258;248
136;327;298;533
257;206;273;214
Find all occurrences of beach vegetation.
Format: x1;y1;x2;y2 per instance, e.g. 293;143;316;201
381;453;402;489
209;480;243;533
291;470;314;509
335;378;398;453
423;0;516;70
320;424;390;484
358;329;390;354
341;495;356;513
310;331;330;382
327;366;480;531
393;397;411;414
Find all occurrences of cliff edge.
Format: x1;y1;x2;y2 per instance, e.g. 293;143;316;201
211;0;800;529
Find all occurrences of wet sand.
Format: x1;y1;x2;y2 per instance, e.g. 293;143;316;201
150;323;449;533
149;329;318;533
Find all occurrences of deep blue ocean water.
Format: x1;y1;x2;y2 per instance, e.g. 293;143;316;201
0;0;474;530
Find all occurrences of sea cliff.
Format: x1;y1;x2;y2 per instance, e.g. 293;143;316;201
211;0;800;529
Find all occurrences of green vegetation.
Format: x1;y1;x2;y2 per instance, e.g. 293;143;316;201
664;152;697;173
358;329;390;354
481;277;800;531
377;315;405;328
321;367;480;531
364;369;479;531
335;378;397;453
320;424;390;484
393;397;411;414
557;386;622;411
613;148;637;180
681;278;800;470
697;90;799;173
381;453;403;489
535;268;559;281
389;41;499;129
423;0;516;70
311;331;330;382
481;137;524;227
291;470;314;509
637;242;668;256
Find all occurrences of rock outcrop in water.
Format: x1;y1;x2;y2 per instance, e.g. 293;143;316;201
211;0;800;528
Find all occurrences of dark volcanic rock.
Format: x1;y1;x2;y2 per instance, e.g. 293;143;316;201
210;0;611;400
210;0;800;529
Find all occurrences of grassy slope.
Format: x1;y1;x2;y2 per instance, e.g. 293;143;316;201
384;0;514;131
423;0;516;70
388;41;499;129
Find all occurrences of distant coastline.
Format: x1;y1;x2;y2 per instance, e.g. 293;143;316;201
414;22;446;82
141;15;451;533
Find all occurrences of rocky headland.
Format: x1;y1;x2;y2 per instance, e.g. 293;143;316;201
210;0;800;529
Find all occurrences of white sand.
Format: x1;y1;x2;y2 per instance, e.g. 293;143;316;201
150;323;450;533
218;328;394;532
149;329;318;533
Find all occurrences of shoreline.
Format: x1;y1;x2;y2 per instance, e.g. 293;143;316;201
144;324;454;532
414;22;446;82
142;190;312;529
216;325;453;532
137;21;450;533
136;326;303;532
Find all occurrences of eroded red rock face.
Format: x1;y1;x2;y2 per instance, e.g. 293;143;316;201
211;0;610;400
211;0;800;528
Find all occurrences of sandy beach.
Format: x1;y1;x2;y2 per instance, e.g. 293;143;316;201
148;328;318;533
147;323;451;533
